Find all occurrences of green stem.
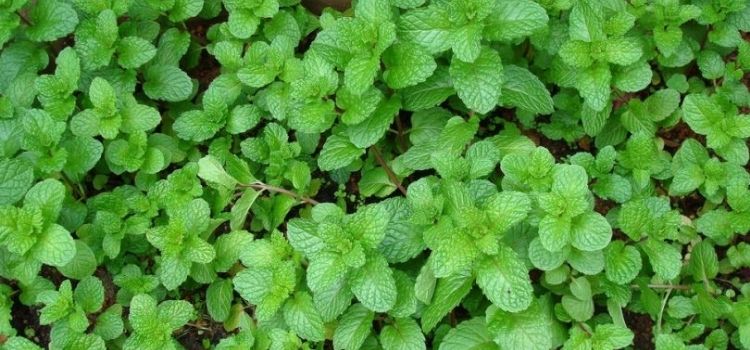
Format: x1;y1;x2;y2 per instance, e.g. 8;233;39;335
242;182;320;205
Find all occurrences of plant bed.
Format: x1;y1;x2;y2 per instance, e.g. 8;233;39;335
1;0;750;349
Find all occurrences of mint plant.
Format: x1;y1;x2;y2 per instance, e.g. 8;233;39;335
1;0;750;349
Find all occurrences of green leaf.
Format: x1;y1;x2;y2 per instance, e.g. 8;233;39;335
346;95;401;149
401;67;454;111
642;239;682;281
501;65;553;115
613;61;652;93
475;247;533;312
350;255;397;313
61;137;103;182
345;55;380;95
592;324;633;349
486;299;554;350
283;292;325;342
568;1;604;42
207;279;233;322
32;224;75;267
74;276;104;313
117;37;157;69
570;212;612;252
94;305;124;341
449;47;503;114
688;241;719;281
333;304;374;350
380;318;425;350
604;37;643;66
604;241;642;284
383;43;437;89
0;159;34;205
26;0;79;42
143;65;193;102
318;135;364;171
58;241;97;279
421;273;473;332
197;155;238;189
397;6;452;55
484;0;549;41
578;64;611;112
441;318;499;350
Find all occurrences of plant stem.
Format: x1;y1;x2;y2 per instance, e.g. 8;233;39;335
243;182;320;205
394;115;408;153
370;146;407;195
630;284;691;291
186;323;211;331
16;11;32;26
656;288;672;335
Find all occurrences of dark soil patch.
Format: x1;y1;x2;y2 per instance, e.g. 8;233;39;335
732;268;750;283
611;229;629;242
187;52;221;93
301;0;351;14
529;269;543;284
670;192;705;219
594;197;617;215
176;318;229;350
95;268;117;310
613;92;637;111
297;29;319;54
40;266;65;287
658;122;705;153
528;130;577;160
624;311;654;350
185;13;227;91
10;296;49;347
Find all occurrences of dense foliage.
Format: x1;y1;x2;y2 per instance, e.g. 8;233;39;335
0;0;749;349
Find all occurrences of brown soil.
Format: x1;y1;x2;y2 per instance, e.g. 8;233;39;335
186;51;221;93
594;197;617;215
176;317;229;350
658;122;705;153
301;0;351;14
670;192;705;219
623;311;654;350
611;228;629;242
528;130;577;160
185;14;227;91
40;266;65;287
10;297;49;347
95;268;117;311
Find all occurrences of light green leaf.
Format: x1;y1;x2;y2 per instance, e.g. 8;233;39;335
197;155;238;189
32;224;75;267
26;0;79;42
333;304;374;350
604;241;641;284
501;65;553;115
449;47;503;114
207;279;233;322
380;318;426;350
350;255;397;313
383;42;437;89
283;292;325;342
318;135;364;171
475;247;533;312
0;159;34;205
642;239;682;281
485;0;549;41
143;65;193;102
117;37;157;69
571;212;612;252
440;318;498;350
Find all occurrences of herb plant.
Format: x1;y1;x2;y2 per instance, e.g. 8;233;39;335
0;0;750;349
